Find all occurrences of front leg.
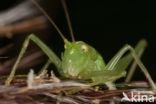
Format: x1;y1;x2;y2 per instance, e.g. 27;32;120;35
5;34;61;86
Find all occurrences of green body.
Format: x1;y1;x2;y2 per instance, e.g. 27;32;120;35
61;40;106;80
60;39;133;84
60;39;147;84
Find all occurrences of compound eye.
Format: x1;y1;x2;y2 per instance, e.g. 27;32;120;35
81;45;88;52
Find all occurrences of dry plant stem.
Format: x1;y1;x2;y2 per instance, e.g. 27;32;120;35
0;44;13;55
0;51;44;76
17;51;44;69
43;92;80;104
27;70;90;90
28;81;90;90
0;16;47;38
0;0;39;25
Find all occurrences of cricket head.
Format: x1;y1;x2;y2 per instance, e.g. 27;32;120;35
61;39;106;79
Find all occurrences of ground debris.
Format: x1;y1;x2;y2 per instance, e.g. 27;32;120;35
0;71;155;104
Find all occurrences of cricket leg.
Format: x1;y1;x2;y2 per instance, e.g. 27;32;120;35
125;40;147;83
105;40;156;90
37;59;51;75
90;40;145;84
5;34;61;86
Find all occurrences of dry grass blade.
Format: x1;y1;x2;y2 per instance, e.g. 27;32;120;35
0;51;44;76
0;69;155;104
0;16;47;38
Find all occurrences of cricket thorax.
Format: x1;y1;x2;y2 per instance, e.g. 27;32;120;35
61;40;106;79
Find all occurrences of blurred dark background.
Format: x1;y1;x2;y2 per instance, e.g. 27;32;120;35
0;0;155;81
67;1;156;81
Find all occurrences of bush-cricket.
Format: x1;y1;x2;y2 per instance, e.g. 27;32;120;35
5;0;156;91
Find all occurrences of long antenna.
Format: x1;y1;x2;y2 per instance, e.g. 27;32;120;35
61;0;75;42
30;0;66;40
